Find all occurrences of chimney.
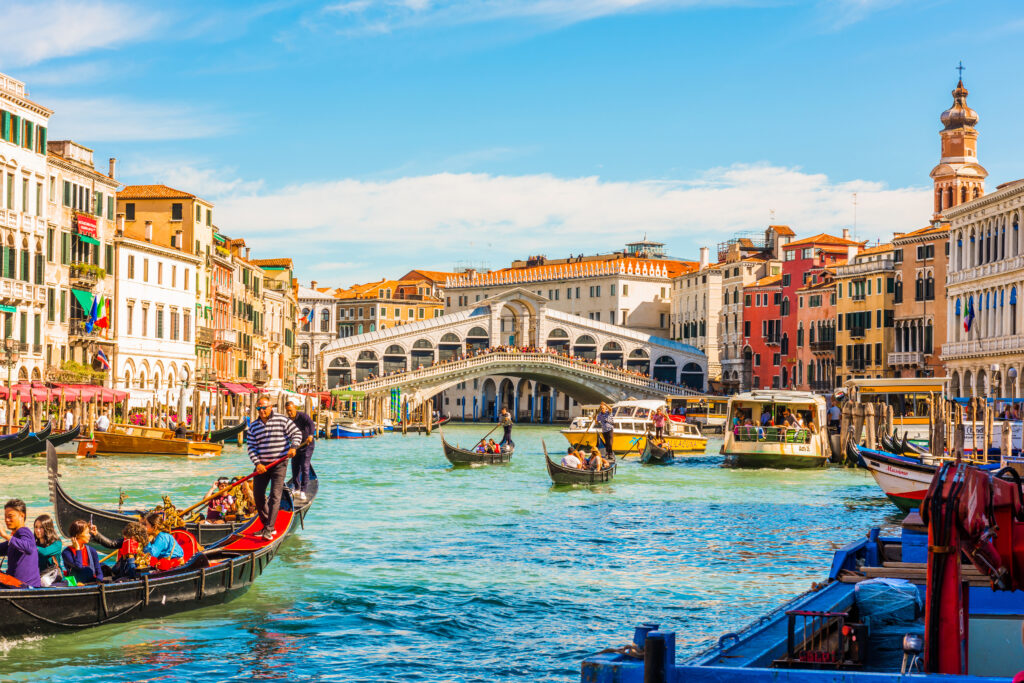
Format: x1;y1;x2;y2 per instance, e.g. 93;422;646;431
842;228;851;241
311;280;318;290
108;157;116;179
145;220;153;242
699;246;709;269
116;213;125;236
245;247;251;259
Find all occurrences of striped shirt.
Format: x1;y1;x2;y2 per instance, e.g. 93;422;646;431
247;413;301;465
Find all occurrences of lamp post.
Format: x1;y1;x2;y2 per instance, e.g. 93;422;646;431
0;338;20;434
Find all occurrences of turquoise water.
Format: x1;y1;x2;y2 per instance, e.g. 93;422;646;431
0;424;895;681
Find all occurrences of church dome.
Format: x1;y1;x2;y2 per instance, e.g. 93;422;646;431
941;79;979;130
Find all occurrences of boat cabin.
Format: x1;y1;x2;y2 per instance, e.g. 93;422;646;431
722;391;830;467
667;395;729;428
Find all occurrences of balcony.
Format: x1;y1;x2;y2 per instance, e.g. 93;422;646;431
69;263;101;289
32;344;41;355
888;351;925;366
810;340;835;353
850;292;866;302
196;326;214;347
948;255;1024;286
942;335;1024;360
69;319;99;338
0;280;43;306
849;327;866;339
214;328;237;348
764;334;780;346
253;368;270;384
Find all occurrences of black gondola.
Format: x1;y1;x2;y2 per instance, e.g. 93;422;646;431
0;421;32;443
195;421;247;444
543;440;615;485
899;431;928;455
0;456;308;636
878;430;899;454
402;415;452;433
640;439;675;465
48;445;318;548
7;425;81;458
2;421;52;458
440;429;512;466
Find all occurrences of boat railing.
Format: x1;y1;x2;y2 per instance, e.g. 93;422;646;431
733;426;811;444
343;352;701;396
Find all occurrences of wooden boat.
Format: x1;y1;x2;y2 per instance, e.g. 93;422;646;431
0;421;36;457
561;400;707;455
332;421;380;438
543;440;615;485
440;429;512;466
0;420;32;443
399;414;451;433
2;421;52;458
640;438;674;465
0;483;307;637
721;390;830;468
84;423;223;457
8;425;81;458
47;445;318;547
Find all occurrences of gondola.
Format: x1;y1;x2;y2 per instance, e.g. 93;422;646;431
640;438;675;465
48;445;319;548
7;425;81;459
0;421;32;443
899;431;928;455
195;421;247;444
543;440;616;485
2;421;52;458
0;421;35;458
400;415;451;433
0;463;308;636
440;429;512;466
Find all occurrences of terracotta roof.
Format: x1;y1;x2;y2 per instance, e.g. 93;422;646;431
117;184;196;200
856;242;894;257
783;233;865;249
769;224;796;236
747;274;782;288
251;258;293;268
894;224;949;241
401;269;458;282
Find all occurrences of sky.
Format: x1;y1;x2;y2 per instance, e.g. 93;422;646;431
4;0;1024;286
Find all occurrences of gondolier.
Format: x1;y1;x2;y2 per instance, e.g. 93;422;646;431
285;400;316;500
247;398;301;540
595;402;614;455
499;408;513;447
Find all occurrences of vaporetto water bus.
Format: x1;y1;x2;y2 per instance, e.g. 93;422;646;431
839;377;948;445
721;390;831;468
667;394;729;433
560;399;707;455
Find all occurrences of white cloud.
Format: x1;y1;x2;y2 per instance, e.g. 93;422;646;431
118;161;264;197
0;1;163;67
45;98;227;142
213;163;930;284
318;0;764;35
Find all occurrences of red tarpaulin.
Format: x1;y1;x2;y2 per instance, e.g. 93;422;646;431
240;383;262;393
48;384;128;402
219;382;250;395
0;384;51;402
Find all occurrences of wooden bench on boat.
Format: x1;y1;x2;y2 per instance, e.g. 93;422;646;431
84;424;223;457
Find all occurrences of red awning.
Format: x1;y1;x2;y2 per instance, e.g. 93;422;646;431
219;382;250;395
0;384;51;402
240;383;262;393
75;214;98;237
49;384;128;402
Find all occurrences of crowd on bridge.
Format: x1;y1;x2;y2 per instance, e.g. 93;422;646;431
354;344;692;388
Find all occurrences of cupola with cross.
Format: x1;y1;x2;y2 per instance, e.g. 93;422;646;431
930;63;987;218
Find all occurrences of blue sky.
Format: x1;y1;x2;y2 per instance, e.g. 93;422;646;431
5;0;1024;285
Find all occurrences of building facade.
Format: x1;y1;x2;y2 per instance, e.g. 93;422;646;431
834;244;896;383
670;247;723;384
742;275;782;389
793;268;838;393
296;282;340;389
891;225;949;378
251;258;297;390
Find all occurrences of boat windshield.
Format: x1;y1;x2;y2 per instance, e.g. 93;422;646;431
733;425;812;444
613;406;637;418
728;401;818;430
858;392;932;418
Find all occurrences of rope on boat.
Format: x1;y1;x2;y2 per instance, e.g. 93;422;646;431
5;596;145;628
593;643;644;659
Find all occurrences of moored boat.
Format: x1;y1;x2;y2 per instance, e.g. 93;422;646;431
7;425;81;458
191;421;247;444
84;423;223;457
544;441;615;485
440;429;512;466
721;390;830;468
47;445;318;547
561;400;707;455
840;377;948;445
331;420;380;438
640;439;674;465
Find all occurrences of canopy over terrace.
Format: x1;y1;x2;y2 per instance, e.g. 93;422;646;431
0;383;128;402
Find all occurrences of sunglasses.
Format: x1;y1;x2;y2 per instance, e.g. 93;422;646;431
257;406;272;411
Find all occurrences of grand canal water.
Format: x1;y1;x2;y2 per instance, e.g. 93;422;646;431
0;424;897;681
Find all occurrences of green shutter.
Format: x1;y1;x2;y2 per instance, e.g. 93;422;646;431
107;196;113;218
34;253;42;285
23;121;32;149
47;288;54;322
11;115;20;145
38;126;46;153
33;314;40;345
95;191;103;217
19;313;26;343
105;245;113;271
0;247;8;279
61;233;70;265
60;290;66;323
62;181;70;207
0;111;8;141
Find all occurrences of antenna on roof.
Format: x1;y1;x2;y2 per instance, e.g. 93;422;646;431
852;192;858;240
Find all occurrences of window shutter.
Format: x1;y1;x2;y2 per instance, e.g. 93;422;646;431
0;111;8;140
38;126;46;153
61;233;70;265
12;116;21;145
24;121;33;149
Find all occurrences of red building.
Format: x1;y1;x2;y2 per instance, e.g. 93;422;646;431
742;274;782;389
779;232;862;387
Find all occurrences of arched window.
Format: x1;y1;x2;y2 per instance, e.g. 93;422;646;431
894;276;903;303
1013;287;1019;335
915;275;923;301
961;186;968;204
946;187;953;207
320;309;330;332
796;323;804;347
300;343;310;369
974;186;981;199
936;189;943;212
925;274;935;300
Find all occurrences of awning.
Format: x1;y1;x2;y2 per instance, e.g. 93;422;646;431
71;289;94;312
0;305;15;314
219;382;250;395
75;214;98;237
79;235;100;246
331;389;365;400
240;383;262;393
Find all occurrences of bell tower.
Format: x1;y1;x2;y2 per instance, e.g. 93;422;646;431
930;68;987;218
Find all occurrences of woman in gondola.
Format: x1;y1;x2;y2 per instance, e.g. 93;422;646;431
62;520;104;584
142;512;184;571
33;514;64;577
585;447;606;471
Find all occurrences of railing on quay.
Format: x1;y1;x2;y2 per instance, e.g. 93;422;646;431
337;351;703;397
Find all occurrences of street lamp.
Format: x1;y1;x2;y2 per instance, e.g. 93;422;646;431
0;338;20;434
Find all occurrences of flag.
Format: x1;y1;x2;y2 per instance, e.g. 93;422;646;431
85;295;98;333
300;307;313;326
964;297;975;332
95;349;110;370
95;296;109;329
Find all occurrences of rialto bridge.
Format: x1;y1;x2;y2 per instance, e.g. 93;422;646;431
317;289;707;410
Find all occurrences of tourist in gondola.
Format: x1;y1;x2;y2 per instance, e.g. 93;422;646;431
142;512;184;571
33;514;64;576
285;400;316;501
62;520;104;584
595;402;614;455
248;397;301;541
92;521;150;580
585;447;606;471
499;408;513;448
95;410;110;432
202;477;235;523
561;447;583;469
0;499;41;587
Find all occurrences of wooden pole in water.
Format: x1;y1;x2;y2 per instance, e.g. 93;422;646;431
954;423;965;460
864;402;876;450
971;400;977;461
1001;420;1011;464
426;398;432;436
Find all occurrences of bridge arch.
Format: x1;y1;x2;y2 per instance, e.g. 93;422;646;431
653;355;677;382
600;341;623;367
411;339;434;368
466;326;489;352
439;333;462;361
681;362;703;390
627;348;649;375
574;335;597;360
383;344;407;374
356;350;380;380
328;357;351;388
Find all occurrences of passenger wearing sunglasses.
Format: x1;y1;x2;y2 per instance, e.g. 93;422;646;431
246;399;301;540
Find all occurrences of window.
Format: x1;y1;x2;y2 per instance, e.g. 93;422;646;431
782;274;791;287
171;203;183;221
47;287;55;322
62;181;71;207
622;284;628;296
183;310;191;342
744;294;751;306
196;205;202;222
184;268;189;291
893;248;903;263
744;320;751;336
170;310;179;340
141;307;148;337
610;284;616;296
127;255;135;278
124;202;135;221
157;262;163;285
155;309;164;338
171;266;176;288
127;304;133;335
143;259;149;282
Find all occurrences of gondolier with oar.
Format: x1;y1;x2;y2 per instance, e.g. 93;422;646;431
248;397;301;540
595;402;614;456
499;408;513;449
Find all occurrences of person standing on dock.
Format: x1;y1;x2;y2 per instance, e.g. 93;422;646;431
285;401;316;500
499;408;513;448
596;402;614;456
247;398;301;540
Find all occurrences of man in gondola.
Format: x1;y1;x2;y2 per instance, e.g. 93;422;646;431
499;407;513;448
247;398;301;540
285;400;316;501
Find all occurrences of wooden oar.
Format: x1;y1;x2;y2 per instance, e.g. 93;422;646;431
472;421;502;450
573;413;599;451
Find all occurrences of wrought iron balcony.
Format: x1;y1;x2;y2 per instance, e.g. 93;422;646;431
888;351;924;366
849;327;866;339
810;340;835;352
69;319;99;338
69;263;101;289
196;326;214;347
213;328;237;348
253;368;270;384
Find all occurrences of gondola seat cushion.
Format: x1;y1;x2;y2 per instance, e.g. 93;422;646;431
171;530;200;563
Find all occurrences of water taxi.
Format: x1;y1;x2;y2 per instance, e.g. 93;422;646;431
560;399;707;455
82;424;222;457
667;394;729;432
840;377;948;444
721;390;830;468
